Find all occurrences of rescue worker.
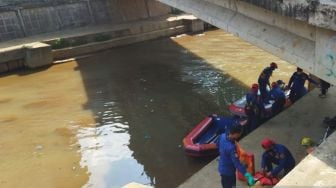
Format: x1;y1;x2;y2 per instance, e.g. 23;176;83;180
301;137;315;155
217;126;255;188
261;138;296;178
269;82;286;115
258;62;278;101
319;79;331;98
287;67;318;103
212;114;241;136
245;83;262;132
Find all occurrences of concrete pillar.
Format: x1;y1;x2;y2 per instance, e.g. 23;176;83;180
315;28;336;84
24;42;53;68
308;73;320;91
185;18;204;33
191;19;204;33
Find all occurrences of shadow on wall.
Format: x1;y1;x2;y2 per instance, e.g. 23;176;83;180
73;37;249;187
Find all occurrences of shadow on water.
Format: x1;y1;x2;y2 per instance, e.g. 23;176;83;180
72;36;251;188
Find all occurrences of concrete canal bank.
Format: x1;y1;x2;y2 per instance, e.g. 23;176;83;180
0;14;204;73
178;87;336;187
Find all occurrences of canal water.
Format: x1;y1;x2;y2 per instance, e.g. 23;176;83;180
0;30;295;188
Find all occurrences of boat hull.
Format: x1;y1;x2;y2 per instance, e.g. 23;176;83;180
229;90;291;117
183;115;245;157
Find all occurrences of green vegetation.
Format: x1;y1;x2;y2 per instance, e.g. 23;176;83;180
51;38;71;49
70;38;88;46
51;33;113;50
94;34;112;42
171;8;184;15
51;38;88;49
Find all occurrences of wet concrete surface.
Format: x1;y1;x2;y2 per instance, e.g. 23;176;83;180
0;29;295;188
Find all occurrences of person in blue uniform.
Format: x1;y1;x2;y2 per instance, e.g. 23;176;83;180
260;138;296;178
269;82;286;115
319;79;331;98
287;67;318;103
258;62;278;101
217;126;255;188
212;114;241;135
245;83;262;132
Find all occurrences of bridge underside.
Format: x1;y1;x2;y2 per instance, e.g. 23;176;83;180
158;0;336;85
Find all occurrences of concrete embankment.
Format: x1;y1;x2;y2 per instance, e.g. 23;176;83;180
178;88;336;187
0;15;204;73
0;0;172;42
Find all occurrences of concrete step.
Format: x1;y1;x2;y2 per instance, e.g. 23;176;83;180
52;25;188;60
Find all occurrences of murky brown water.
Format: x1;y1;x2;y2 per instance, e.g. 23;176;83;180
0;29;295;188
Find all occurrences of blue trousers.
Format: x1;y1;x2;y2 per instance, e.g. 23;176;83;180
271;98;286;115
221;174;236;188
289;87;307;103
263;157;295;176
258;81;268;100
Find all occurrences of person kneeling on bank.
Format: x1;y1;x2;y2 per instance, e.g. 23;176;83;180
260;138;296;178
217;126;255;188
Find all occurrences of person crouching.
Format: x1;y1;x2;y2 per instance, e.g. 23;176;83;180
260;138;296;178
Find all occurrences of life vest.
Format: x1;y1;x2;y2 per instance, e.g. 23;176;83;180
236;143;255;181
254;171;280;185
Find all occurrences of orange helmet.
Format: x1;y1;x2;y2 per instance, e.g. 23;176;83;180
270;62;278;69
251;83;259;91
261;138;275;150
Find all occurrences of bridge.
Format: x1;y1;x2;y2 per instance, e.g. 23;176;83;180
158;0;336;85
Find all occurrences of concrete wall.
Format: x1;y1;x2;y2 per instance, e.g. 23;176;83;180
0;0;80;5
146;0;172;17
0;16;195;72
237;0;336;31
0;11;24;41
20;3;92;36
0;0;172;42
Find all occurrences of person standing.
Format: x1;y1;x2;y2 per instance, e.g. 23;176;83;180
245;83;262;132
269;82;286;115
258;62;278;101
319;79;331;98
287;67;318;103
217;126;255;188
260;138;296;178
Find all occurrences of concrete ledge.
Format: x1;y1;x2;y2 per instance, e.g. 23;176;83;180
0;15;198;73
52;26;188;60
0;42;52;72
43;20;185;47
0;47;25;64
0;59;25;73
